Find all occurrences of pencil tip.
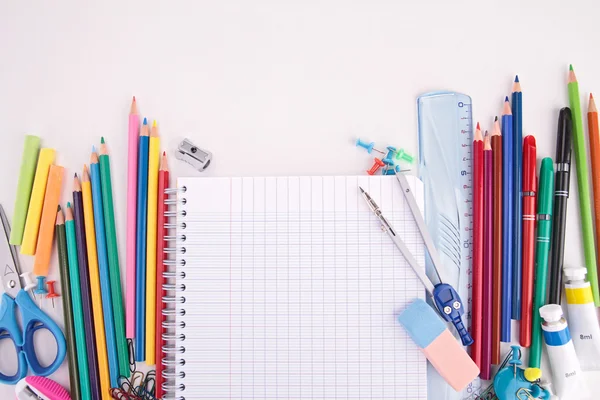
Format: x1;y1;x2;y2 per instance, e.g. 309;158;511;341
476;122;480;130
143;117;147;125
133;95;136;101
101;137;105;144
591;93;594;100
494;116;498;121
358;186;365;193
163;151;166;156
92;145;96;153
74;173;78;178
152;120;157;128
505;96;509;102
514;75;519;82
57;205;61;211
67;202;71;208
570;64;574;71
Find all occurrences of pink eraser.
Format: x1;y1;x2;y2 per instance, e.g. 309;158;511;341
398;299;479;391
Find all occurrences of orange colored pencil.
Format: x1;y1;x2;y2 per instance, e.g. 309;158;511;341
588;94;600;264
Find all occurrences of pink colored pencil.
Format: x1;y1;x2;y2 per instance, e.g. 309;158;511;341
126;96;139;338
481;132;493;379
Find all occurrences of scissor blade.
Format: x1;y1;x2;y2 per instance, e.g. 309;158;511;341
0;204;22;296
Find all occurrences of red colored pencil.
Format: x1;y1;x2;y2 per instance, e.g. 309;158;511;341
519;135;537;347
491;117;503;365
481;132;493;379
156;152;169;398
471;122;484;369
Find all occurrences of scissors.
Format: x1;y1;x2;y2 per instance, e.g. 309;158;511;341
0;204;66;384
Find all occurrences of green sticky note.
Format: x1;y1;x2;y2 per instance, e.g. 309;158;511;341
10;135;41;245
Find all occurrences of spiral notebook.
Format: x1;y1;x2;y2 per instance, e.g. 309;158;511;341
162;176;428;399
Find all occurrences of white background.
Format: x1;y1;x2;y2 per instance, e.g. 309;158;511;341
1;0;600;398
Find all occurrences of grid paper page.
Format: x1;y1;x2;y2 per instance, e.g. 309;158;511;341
175;176;427;399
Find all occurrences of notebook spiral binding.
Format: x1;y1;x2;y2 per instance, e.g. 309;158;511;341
160;185;187;400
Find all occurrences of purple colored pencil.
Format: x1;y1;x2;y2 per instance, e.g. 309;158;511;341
73;174;101;399
481;134;493;379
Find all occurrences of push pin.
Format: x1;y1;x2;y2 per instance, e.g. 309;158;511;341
355;139;385;155
367;158;385;175
383;146;396;165
46;281;59;309
383;165;396;175
20;272;37;300
35;276;48;308
395;147;415;164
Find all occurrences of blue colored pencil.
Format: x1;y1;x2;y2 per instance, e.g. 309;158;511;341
89;155;119;387
512;76;523;320
501;97;513;341
135;118;150;361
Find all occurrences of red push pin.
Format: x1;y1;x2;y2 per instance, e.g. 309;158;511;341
367;158;385;175
46;280;59;309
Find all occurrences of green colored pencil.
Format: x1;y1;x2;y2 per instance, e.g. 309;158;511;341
55;206;81;400
568;65;600;306
529;158;554;368
65;203;91;400
98;139;129;376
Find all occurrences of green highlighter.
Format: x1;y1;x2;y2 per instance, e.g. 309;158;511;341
529;157;554;369
10;135;40;244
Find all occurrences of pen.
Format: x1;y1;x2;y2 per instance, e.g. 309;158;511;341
519;135;537;347
549;108;572;305
529;158;554;368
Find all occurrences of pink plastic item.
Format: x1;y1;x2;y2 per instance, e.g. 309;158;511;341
15;376;70;400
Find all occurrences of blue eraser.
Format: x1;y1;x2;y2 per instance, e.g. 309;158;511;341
398;298;445;348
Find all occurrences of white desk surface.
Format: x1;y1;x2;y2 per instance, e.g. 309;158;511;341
1;0;600;398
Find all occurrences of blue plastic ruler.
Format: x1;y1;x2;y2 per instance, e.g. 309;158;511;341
417;92;481;400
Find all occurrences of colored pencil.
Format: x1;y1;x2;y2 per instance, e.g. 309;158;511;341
156;152;169;398
589;97;600;304
519;135;537;348
82;165;114;395
127;96;140;338
56;206;81;400
529;158;554;368
491;117;503;365
90;155;120;387
481;132;492;380
136;119;150;361
146;120;160;365
73;175;101;400
65;203;92;400
99;138;129;375
549;108;573;304
568;65;600;305
471;122;483;369
501;97;513;342
511;76;523;320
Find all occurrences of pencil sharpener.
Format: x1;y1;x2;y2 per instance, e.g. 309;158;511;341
175;139;212;171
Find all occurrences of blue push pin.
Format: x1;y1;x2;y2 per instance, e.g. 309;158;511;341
35;276;48;307
356;138;385;155
383;165;396;175
383;146;396;165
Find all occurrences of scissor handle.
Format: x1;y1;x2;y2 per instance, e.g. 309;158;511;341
0;293;28;384
15;289;66;377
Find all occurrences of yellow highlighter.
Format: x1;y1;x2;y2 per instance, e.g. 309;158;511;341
21;148;55;255
81;166;112;399
145;120;160;365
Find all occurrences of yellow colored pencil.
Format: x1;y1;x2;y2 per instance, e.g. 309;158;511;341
80;168;111;399
145;120;160;364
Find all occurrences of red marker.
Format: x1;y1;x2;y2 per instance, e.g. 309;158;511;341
519;135;537;347
471;122;484;369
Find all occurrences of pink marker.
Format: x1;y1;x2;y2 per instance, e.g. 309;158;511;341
126;96;140;338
